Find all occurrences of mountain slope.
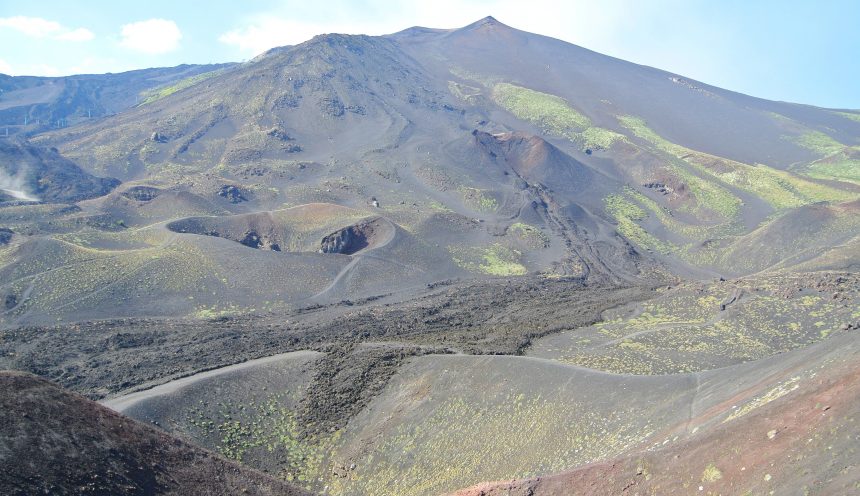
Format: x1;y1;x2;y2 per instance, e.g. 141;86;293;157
0;16;855;317
0;371;309;496
0;63;233;135
0;139;119;203
452;327;860;496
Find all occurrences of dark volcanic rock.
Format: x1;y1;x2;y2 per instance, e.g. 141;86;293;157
240;230;263;249
122;185;161;202
320;221;378;254
217;184;248;203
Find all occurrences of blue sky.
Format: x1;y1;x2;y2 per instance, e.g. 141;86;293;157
1;0;858;109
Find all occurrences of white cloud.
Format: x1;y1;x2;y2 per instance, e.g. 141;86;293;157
119;18;182;54
0;15;94;42
55;27;95;42
0;58;12;74
0;16;61;37
219;18;329;55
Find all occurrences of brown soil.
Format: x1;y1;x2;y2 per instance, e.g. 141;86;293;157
449;342;860;496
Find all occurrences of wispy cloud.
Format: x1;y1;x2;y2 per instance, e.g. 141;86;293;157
119;19;182;54
0;15;94;42
55;27;95;42
219;18;333;54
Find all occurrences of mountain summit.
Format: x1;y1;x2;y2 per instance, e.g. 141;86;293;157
1;16;859;495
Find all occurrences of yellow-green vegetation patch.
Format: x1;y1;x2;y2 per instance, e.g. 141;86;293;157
723;377;801;423
447;80;483;105
427;200;453;212
185;395;341;489
604;194;674;254
492;83;625;150
580;126;628;150
792;131;847;156
508;222;549;249
193;304;247;320
458;186;498;212
448;244;527;276
619;115;858;210
328;387;655;496
702;463;723;482
834;111;860;123
669;161;742;219
805;156;860;185
493;83;590;130
788;131;860;185
530;274;859;374
625;188;742;241
139;69;225;105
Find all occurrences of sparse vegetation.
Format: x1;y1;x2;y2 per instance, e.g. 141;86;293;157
139;69;225;105
604;193;674;254
620;115;858;210
702;463;723;482
531;273;860;374
449;244;527;275
492;83;626;150
458;186;499;212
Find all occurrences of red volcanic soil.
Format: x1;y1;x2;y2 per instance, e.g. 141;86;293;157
0;371;310;496
450;345;860;496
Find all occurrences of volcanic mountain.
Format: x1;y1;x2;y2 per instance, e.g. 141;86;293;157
0;63;233;134
0;15;858;496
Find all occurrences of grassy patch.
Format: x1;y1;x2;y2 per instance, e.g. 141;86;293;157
139;69;224;105
508;222;549;249
449;244;527;276
604;194;674;254
805;156;860;185
458;187;498;212
492;83;625;150
186;395;340;488
792;131;847;156
789;131;860;185
620;115;858;210
536;273;858;375
328;388;654;496
834;111;860;123
493;82;590;130
702;463;723;482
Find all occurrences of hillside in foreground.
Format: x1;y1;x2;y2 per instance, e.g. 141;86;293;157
0;371;309;495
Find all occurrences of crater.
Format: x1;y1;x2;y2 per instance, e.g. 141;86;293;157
166;208;391;255
319;218;394;255
121;186;162;202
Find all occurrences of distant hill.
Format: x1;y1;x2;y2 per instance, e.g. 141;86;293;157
0;63;234;135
